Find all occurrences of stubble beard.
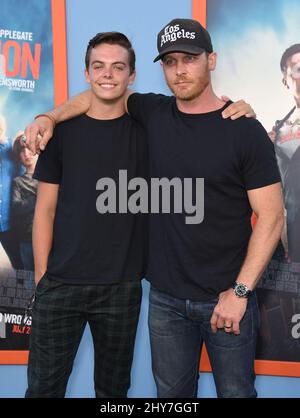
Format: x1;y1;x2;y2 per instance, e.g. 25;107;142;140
168;71;210;101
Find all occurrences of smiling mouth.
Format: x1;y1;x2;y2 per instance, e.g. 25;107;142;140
99;83;117;89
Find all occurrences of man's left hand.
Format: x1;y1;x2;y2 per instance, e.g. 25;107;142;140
210;288;248;335
221;96;256;120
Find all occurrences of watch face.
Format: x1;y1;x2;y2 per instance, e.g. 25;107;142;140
235;283;248;297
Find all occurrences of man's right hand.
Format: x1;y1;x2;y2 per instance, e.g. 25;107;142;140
24;116;54;154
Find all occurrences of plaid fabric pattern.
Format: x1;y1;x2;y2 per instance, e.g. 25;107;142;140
25;275;142;398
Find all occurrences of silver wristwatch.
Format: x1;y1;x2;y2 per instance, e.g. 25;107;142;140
233;282;252;298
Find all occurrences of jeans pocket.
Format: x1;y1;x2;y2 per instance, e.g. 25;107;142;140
35;273;48;293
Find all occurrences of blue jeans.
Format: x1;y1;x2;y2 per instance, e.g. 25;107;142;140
148;286;259;398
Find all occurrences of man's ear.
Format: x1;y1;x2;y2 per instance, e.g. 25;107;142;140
128;69;136;86
85;68;91;84
208;52;217;71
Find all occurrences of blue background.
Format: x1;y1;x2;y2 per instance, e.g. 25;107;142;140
0;0;299;398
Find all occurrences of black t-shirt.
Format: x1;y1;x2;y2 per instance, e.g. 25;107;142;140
128;93;281;301
34;113;148;284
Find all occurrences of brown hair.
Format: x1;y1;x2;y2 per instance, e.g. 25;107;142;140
85;32;136;74
12;133;25;156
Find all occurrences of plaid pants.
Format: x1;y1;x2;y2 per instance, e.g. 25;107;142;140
25;275;142;398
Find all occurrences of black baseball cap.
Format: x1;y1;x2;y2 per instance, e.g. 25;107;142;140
154;18;213;63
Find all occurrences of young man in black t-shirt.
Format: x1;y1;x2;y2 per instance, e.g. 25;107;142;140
131;19;283;398
25;33;147;398
23;22;268;398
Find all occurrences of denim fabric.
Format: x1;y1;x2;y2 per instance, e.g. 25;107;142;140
148;286;259;398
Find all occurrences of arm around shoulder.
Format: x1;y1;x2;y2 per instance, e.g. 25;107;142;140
25;89;91;155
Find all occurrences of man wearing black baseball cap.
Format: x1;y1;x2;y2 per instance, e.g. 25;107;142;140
135;18;282;398
21;19;281;398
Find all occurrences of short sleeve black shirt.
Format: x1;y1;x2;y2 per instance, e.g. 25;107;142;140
128;93;281;301
34;113;148;284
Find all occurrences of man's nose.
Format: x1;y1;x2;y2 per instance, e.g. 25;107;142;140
175;60;187;76
103;66;113;78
